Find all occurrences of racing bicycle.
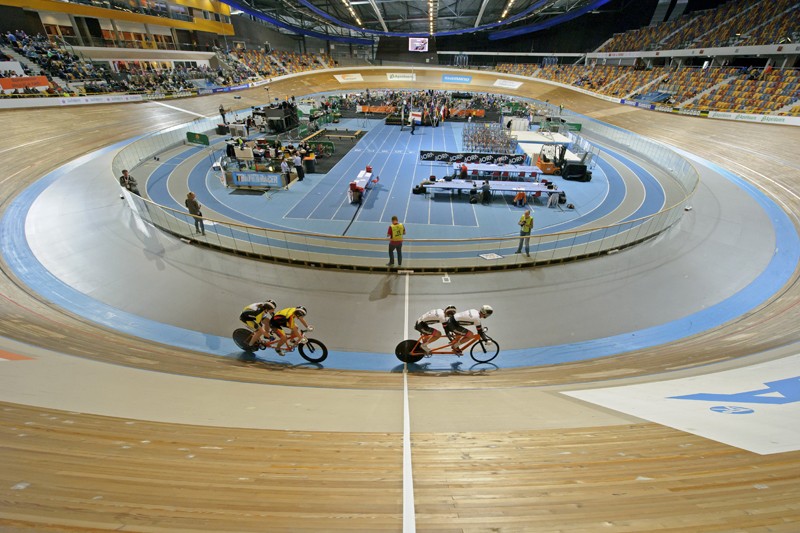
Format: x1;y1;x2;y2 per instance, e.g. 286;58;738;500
394;329;499;364
233;327;328;363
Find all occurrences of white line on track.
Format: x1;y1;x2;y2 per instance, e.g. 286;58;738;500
0;131;95;156
151;101;208;118
402;270;416;532
725;159;800;219
0;165;31;185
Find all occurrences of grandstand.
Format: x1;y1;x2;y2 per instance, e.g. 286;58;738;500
1;0;797;116
599;0;797;52
494;0;800;117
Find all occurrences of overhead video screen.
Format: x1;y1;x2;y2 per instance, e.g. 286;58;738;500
409;38;429;52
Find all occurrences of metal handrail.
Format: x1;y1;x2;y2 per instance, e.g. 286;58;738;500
113;104;698;272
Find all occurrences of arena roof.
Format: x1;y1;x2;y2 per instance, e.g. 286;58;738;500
224;0;624;41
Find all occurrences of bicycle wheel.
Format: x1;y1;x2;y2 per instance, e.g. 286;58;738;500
298;338;328;363
233;328;256;352
395;339;424;364
470;336;500;363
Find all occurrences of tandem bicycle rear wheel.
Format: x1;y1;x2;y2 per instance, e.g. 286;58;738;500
395;339;425;364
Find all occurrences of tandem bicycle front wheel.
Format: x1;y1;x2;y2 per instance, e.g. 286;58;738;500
470;336;500;363
395;339;424;364
298;338;328;363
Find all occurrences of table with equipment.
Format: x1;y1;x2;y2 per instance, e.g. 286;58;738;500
427;178;563;205
452;163;541;180
348;170;374;204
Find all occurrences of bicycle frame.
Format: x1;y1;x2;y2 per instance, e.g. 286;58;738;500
258;327;307;352
234;327;328;363
413;332;482;356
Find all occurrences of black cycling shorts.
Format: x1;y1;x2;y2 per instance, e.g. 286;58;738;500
269;315;289;329
414;321;435;335
240;311;263;331
444;316;468;335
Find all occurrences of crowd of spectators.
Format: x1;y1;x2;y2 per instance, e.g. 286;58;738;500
334;89;511;115
0;30;334;98
79;64;207;94
2;21;797;117
2;30;94;82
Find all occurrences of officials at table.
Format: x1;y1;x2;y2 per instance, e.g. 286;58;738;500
452;162;541;180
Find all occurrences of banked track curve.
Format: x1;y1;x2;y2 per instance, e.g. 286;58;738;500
1;69;800;531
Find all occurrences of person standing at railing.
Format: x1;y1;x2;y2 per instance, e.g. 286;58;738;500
515;209;533;257
185;191;204;235
387;216;405;268
119;169;140;197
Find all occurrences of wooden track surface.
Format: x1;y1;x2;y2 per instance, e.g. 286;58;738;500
1;69;800;531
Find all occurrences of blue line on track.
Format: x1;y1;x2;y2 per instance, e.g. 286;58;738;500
3;127;796;373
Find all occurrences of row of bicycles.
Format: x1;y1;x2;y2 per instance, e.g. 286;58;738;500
233;327;500;365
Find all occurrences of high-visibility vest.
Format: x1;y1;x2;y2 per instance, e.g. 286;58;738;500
519;215;533;232
390;223;405;241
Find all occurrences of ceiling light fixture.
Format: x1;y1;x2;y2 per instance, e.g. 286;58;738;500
428;0;438;35
339;0;362;27
499;0;515;22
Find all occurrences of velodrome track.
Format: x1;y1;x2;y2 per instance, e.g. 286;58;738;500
1;68;800;530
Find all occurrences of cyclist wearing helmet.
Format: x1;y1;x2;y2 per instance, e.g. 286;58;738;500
445;305;493;355
239;300;277;348
414;305;457;354
269;306;312;356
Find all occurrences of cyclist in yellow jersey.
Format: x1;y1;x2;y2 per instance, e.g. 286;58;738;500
269;306;312;356
239;299;277;348
387;215;405;267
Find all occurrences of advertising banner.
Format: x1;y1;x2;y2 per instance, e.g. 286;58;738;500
707;111;800;126
186;132;210;146
387;73;416;81
334;73;364;83
619;99;656;110
419;150;526;165
232;171;283;188
493;79;522;89
442;74;472;84
0;76;50;91
449;109;485;118
357;105;397;114
56;94;143;105
141;91;194;100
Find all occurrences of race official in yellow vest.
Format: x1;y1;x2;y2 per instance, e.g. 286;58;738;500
516;209;534;257
387;216;406;267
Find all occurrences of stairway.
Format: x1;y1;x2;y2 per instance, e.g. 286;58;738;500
677;75;735;108
1;44;76;92
624;73;669;100
773;99;800;115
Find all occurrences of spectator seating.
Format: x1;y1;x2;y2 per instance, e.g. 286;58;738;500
495;62;800;116
1;29;336;99
597;0;796;53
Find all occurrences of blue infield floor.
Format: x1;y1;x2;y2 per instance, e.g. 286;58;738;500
143;119;671;241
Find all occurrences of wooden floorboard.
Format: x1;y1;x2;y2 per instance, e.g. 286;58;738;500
1;69;799;530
